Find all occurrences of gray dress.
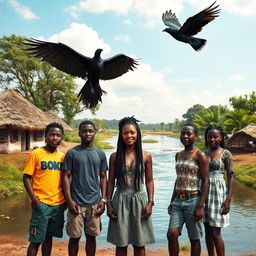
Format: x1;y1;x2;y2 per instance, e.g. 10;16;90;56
107;165;155;247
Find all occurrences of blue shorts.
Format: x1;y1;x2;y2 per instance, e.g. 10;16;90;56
168;196;203;240
29;202;66;243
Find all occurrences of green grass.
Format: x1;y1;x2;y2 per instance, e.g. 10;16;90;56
64;131;114;149
142;139;158;143
180;242;191;251
234;165;256;189
0;163;24;199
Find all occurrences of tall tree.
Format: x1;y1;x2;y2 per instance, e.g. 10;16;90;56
229;92;256;114
0;34;97;123
182;104;205;123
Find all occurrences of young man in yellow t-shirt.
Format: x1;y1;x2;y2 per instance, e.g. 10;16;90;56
23;122;66;256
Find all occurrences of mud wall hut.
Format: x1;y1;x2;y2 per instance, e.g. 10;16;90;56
226;123;256;152
0;89;73;154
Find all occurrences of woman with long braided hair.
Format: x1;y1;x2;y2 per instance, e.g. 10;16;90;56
107;116;155;256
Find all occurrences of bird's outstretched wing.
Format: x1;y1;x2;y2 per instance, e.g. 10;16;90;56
162;10;182;31
179;1;220;36
23;38;90;78
100;54;138;80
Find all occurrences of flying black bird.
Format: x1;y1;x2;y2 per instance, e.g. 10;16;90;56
162;1;220;51
24;39;138;108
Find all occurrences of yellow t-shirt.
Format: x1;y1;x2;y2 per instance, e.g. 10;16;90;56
23;147;65;206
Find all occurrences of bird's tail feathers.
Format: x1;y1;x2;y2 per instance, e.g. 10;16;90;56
190;37;207;51
78;80;107;109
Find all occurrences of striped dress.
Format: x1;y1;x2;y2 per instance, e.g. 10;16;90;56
204;149;234;228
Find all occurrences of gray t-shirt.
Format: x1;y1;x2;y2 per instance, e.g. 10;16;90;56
62;145;108;206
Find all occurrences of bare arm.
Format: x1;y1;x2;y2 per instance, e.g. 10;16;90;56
107;153;117;219
95;170;107;216
194;150;209;221
142;151;154;219
62;170;79;215
23;174;40;208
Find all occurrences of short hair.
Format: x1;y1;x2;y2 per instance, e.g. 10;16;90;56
79;120;96;131
45;122;64;137
205;125;226;148
182;123;199;135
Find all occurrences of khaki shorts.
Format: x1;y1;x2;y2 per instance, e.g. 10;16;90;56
66;204;101;238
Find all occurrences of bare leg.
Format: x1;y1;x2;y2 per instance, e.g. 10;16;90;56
41;235;53;256
116;246;128;256
133;245;145;256
167;227;180;256
190;239;201;256
68;237;80;256
27;242;41;256
85;234;96;256
204;223;215;256
211;227;225;256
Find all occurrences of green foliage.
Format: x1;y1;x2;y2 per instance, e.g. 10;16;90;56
0;163;23;199
229;92;256;114
182;104;205;123
193;105;229;130
0;34;96;123
234;165;256;189
223;109;256;134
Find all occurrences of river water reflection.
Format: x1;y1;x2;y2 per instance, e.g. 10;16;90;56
0;134;255;254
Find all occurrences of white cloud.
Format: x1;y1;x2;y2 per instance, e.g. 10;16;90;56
187;0;256;16
38;22;111;57
8;0;39;20
114;34;130;43
228;74;245;80
124;19;132;25
65;0;183;27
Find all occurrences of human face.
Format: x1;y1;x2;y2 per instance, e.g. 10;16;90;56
207;129;222;148
121;124;138;147
180;126;197;146
79;124;95;145
45;127;63;148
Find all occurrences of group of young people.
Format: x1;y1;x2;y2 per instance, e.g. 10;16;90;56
23;117;234;256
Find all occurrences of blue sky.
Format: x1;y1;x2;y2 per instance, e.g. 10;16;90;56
0;0;255;123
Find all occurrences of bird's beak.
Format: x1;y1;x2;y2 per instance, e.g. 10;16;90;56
162;29;166;32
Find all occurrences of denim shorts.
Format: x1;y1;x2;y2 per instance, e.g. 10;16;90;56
168;196;203;240
29;202;66;243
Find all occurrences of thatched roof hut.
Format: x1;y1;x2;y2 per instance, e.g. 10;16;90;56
226;123;256;152
0;89;73;153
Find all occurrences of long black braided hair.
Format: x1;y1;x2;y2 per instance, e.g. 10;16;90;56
205;125;226;148
115;116;144;191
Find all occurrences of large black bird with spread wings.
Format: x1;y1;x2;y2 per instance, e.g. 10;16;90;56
24;39;138;108
162;1;220;51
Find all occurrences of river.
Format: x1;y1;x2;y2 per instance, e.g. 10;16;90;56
0;134;255;254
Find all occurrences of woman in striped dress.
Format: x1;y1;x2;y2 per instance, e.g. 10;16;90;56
204;125;235;256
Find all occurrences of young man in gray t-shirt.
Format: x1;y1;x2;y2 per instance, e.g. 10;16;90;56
62;120;108;256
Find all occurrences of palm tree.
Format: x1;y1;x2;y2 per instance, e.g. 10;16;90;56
193;105;228;130
224;109;256;134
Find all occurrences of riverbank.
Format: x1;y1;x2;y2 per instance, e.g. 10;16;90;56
0;235;183;256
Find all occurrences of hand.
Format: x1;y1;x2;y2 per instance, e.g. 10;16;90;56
221;199;231;215
107;202;117;220
68;200;80;215
141;202;153;220
194;206;204;221
95;200;105;216
31;197;41;208
168;204;172;215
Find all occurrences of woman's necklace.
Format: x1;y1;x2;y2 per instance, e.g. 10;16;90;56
125;149;135;153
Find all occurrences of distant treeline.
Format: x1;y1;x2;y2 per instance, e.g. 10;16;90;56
71;119;175;131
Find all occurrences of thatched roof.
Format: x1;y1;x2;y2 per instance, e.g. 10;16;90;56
233;123;256;138
0;89;73;131
44;112;74;132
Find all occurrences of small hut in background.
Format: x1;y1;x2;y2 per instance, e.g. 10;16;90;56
0;89;73;154
226;123;256;152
